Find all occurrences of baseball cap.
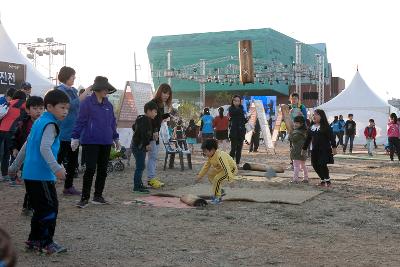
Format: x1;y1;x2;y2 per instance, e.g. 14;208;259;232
21;82;32;89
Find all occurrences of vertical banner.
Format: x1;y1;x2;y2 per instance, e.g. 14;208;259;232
254;100;274;149
130;82;153;116
238;40;254;84
0;61;26;94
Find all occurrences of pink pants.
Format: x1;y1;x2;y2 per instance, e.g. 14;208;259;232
293;160;309;181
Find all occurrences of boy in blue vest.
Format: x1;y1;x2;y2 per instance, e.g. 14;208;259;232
8;90;70;255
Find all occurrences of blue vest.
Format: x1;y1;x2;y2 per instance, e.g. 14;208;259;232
22;112;60;181
57;84;79;141
202;115;214;134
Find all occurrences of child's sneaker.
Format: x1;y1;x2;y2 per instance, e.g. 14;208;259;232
9;178;23;187
0;175;11;182
210;197;221;205
132;187;150;194
148;178;164;189
25;240;41;251
92;196;109;205
42;242;67;255
76;199;89;208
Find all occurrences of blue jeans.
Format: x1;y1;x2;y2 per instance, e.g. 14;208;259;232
132;146;146;188
147;140;158;179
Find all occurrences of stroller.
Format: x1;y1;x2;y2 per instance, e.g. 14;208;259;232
107;146;128;173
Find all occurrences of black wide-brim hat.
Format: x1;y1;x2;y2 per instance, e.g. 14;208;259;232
92;76;117;94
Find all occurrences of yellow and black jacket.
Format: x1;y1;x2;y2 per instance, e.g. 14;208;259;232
198;150;238;181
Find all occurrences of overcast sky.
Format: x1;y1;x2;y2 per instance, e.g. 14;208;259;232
1;0;399;100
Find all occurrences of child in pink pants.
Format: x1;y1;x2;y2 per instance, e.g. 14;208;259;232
289;116;309;183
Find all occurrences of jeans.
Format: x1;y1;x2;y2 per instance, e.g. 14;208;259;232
25;180;58;246
132;146;146;188
337;131;344;146
57;141;79;189
343;135;355;152
81;144;111;200
147;140;158;179
366;139;374;155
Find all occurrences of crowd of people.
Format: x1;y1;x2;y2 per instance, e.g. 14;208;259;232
1;70;400;260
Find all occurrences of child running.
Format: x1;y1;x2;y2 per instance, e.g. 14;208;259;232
131;101;158;193
8;90;70;254
196;139;238;204
289;116;309;183
302;109;337;187
364;119;377;156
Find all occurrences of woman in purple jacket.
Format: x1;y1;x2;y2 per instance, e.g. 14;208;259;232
71;76;120;208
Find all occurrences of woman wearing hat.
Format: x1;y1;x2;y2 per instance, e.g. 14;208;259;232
71;76;119;208
56;66;91;196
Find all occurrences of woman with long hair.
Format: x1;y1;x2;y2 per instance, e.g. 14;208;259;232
302;109;337;187
147;83;172;189
228;95;247;165
213;107;229;151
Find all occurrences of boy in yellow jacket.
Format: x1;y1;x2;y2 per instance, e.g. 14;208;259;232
196;139;238;204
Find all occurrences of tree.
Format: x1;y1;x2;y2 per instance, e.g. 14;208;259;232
177;101;200;122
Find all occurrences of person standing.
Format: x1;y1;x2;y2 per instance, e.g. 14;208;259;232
343;114;356;154
147;83;172;189
249;118;261;153
302;109;337;187
288;93;307;121
213;107;229;151
364;119;377;156
20;82;32;98
56;66;91;196
72;76;119;208
387;113;400;162
289;116;309;183
0;87;16;105
199;108;214;142
337;115;345;147
228;95;247;165
330;116;341;145
185;119;197;154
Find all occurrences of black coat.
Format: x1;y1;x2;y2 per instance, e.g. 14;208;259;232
228;105;246;140
303;125;336;165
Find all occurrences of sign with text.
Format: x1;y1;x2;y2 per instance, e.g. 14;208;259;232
0;61;26;94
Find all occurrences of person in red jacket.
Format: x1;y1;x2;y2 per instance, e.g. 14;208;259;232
213;107;229;151
364;119;377;156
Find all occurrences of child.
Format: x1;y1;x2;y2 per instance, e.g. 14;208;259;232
72;76;120;208
196;139;238;204
249;118;261;153
387;113;400;162
185;119;197;154
131;101;158;193
279;120;287;142
228;95;247;164
199;108;214;142
289;116;309;183
8;90;69;254
289;93;307;121
173;119;187;150
337;115;345;146
343;114;356;154
213;107;229;151
302;109;337;187
10;96;44;216
364;119;377;156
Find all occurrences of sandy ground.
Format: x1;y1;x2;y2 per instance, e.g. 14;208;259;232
1;141;400;267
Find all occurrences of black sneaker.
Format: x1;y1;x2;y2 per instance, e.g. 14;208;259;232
221;189;226;197
92;196;108;205
76;199;89;208
132;187;150;194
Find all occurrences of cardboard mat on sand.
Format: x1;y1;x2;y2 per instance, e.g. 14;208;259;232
238;171;356;181
153;184;322;205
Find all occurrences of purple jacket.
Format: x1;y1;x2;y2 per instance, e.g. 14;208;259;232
71;93;119;145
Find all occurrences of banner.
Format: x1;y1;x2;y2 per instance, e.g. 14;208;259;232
0;61;26;94
254;100;274;149
130;82;153;116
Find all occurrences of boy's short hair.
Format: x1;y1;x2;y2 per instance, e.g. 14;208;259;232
293;115;305;124
57;66;76;84
144;101;158;113
6;87;16;98
201;139;218;151
44;90;70;108
369;119;374;123
290;93;299;98
26;96;44;109
12;89;27;100
348;114;353;117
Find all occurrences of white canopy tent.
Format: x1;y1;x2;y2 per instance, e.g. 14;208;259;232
0;19;53;96
318;70;398;144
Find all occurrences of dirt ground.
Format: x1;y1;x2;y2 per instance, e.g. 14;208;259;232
1;141;400;267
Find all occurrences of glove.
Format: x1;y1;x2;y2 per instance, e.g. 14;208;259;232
114;139;121;151
71;139;80;152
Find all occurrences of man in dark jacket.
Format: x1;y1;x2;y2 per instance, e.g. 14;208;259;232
343;114;356;154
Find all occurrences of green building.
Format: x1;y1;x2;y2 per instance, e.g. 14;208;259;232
147;28;330;106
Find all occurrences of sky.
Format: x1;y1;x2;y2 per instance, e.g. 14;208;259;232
1;0;399;100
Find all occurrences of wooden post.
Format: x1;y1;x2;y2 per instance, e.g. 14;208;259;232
239;40;254;84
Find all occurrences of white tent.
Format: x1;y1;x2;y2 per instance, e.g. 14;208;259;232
0;19;53;96
318;70;398;144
